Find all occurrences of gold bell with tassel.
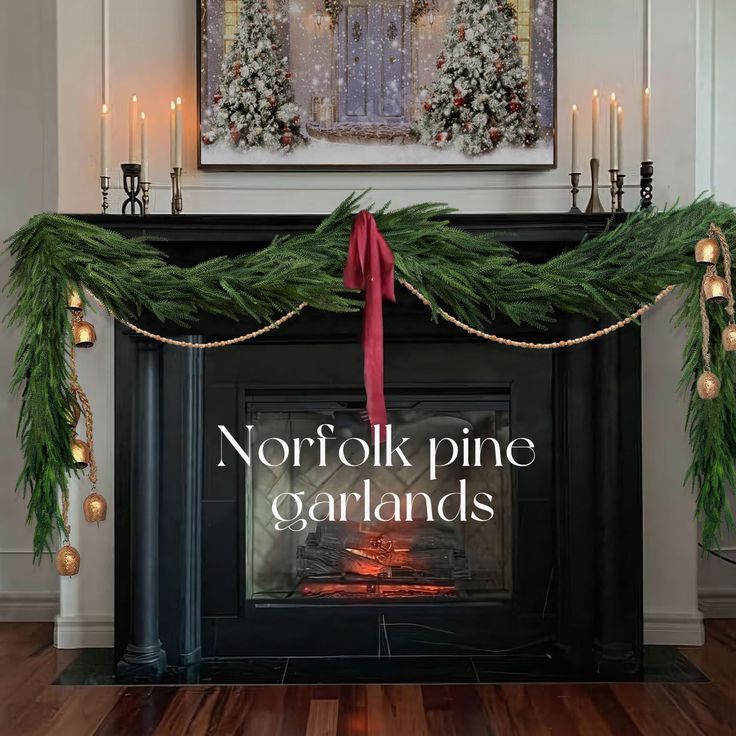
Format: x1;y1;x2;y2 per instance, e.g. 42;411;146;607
695;238;720;265
55;542;81;577
72;319;96;348
67;289;83;312
83;491;107;525
697;371;721;400
703;274;730;304
70;435;90;469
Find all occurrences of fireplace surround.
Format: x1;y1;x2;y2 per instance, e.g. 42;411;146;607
82;211;642;683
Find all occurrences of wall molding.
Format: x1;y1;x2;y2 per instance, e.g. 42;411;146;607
55;614;114;649
0;591;59;622
644;611;705;646
699;588;736;619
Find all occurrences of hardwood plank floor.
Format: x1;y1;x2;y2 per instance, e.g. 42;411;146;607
0;621;734;736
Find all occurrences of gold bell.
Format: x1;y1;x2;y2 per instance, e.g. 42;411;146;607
65;397;81;428
697;371;721;400
55;542;80;577
72;319;96;348
703;275;730;304
83;491;107;524
695;238;720;265
67;289;83;312
71;436;90;469
723;324;736;352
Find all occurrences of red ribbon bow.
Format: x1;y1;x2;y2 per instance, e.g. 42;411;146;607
343;211;396;440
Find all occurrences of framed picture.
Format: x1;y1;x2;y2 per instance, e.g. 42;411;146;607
198;0;556;171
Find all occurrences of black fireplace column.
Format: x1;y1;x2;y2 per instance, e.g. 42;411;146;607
117;339;167;680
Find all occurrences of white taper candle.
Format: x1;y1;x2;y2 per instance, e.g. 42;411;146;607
140;112;149;182
592;89;600;160
100;104;111;177
642;87;651;161
175;97;183;169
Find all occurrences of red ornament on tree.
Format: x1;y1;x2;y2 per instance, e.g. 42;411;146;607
507;98;521;113
463;122;473;132
458;24;466;41
453;93;465;108
202;133;214;145
284;70;292;79
280;130;294;147
494;60;504;74
436;131;448;143
213;92;222;104
489;127;503;145
267;95;277;107
512;35;518;42
436;53;445;69
423;99;433;112
233;60;242;78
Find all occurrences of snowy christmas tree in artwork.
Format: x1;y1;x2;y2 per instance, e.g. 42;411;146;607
414;0;540;155
203;0;305;152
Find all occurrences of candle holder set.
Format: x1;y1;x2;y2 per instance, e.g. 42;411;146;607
569;162;652;215
98;95;184;216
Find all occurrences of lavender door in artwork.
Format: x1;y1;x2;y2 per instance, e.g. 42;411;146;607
339;0;411;123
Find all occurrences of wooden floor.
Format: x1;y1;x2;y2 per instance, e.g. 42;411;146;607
1;621;735;735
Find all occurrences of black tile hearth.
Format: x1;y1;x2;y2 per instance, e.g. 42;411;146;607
54;646;707;687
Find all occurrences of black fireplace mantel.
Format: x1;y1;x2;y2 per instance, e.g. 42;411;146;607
94;211;642;683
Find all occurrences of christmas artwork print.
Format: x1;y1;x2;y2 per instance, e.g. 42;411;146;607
199;0;555;169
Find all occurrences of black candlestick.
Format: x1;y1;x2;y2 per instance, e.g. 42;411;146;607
569;173;582;214
640;160;654;210
121;163;143;216
616;173;626;213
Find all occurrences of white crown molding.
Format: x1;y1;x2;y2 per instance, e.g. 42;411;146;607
644;611;705;646
0;591;59;622
55;613;114;649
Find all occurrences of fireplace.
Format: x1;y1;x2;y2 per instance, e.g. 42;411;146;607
105;212;643;682
246;391;513;603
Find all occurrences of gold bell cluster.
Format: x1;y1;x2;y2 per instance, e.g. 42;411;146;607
695;228;736;401
56;288;107;578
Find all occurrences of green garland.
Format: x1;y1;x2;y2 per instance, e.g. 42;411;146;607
5;194;736;559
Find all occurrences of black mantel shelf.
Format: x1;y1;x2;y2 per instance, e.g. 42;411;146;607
71;211;627;248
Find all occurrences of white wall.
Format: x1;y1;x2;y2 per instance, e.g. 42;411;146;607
697;0;736;620
0;1;60;621
0;0;715;645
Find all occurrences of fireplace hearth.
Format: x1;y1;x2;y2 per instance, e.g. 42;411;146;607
100;212;643;683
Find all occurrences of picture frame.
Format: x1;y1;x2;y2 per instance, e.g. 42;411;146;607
197;0;557;171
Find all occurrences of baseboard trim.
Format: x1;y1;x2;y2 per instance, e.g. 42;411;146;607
0;591;59;622
644;611;705;646
55;614;114;648
699;588;736;619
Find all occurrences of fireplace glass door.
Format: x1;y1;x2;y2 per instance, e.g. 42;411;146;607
246;392;513;604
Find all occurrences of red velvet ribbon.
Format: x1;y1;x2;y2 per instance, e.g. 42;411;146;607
343;211;395;440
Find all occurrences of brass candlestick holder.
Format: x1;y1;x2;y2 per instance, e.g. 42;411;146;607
100;175;110;214
121;163;143;215
585;158;605;214
640;160;654;209
141;181;151;216
616;173;626;213
170;167;183;215
608;168;619;213
569;172;582;213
